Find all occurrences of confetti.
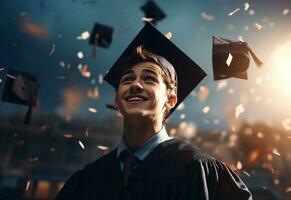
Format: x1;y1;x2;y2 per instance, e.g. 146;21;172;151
236;161;243;170
64;133;73;138
25;181;31;191
0;78;2;83
203;106;210;114
242;170;251;177
178;122;197;139
180;113;186;119
97;145;109;151
177;102;185;110
286;187;291;192
164;32;172;40
85;128;89;137
78;140;85;149
226;53;233;66
217;80;228;91
228;8;240;16
201;12;215;21
283;8;290;15
257;132;264;138
282;118;291;131
254;22;262;30
238;35;244;42
272;148;281;156
141;17;154;22
77;51;84;59
88;107;97;113
49;43;55;56
235;104;244;118
60;61;65;68
76;31;90;40
87;87;99;99
249;9;255;15
28;157;38;162
98;74;104;84
244;2;250;11
0;67;4;72
198;86;209;102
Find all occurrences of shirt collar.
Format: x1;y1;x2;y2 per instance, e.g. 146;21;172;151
117;126;172;161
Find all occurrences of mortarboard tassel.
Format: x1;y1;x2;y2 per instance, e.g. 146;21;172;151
92;33;99;59
244;43;263;67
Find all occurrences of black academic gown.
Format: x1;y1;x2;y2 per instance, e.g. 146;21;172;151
55;139;252;200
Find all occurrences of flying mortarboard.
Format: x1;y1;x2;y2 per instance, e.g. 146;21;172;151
89;22;114;58
2;69;38;124
212;36;263;81
140;1;166;25
104;23;206;118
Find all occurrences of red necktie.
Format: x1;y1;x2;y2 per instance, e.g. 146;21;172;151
120;151;140;187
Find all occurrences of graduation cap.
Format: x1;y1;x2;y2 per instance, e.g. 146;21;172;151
2;69;38;124
89;22;114;58
212;36;263;81
104;23;206;118
140;1;166;25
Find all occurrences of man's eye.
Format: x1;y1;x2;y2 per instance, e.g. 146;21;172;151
122;76;133;82
145;76;155;81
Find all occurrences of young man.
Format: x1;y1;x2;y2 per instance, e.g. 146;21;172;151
55;23;252;200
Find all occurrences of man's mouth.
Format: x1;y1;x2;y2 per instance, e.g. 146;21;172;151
125;95;149;102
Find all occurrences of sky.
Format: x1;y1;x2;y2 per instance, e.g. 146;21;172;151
0;0;291;132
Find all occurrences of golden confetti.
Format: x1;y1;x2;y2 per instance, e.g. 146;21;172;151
283;8;290;15
236;161;243;170
76;31;90;40
281;118;291;131
87;87;99;99
228;8;240;16
97;145;109;151
198;86;209;102
235;104;245;118
286;187;291;192
226;53;233;66
244;2;250;11
85;128;89;137
78;140;85;149
201;12;215;21
164;32;172;40
257;132;264;138
242;170;251;177
98;74;104;84
272;148;281;156
254;22;263;30
64;133;73;138
88;107;97;113
203;106;210;114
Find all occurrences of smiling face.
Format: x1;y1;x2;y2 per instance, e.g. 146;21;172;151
115;61;177;122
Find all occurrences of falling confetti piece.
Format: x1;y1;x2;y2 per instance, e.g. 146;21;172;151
64;133;73;138
217;80;228;91
28;157;38;162
0;67;4;72
141;17;154;22
282;118;291;131
25;181;31;191
98;74;104;84
180;113;186;119
283;8;289;15
257;132;264;138
226;53;233;66
164;32;172;40
235;104;244;118
254;22;262;30
76;31;90;40
177;102;185;110
238;35;244;42
85;128;89;137
228;8;240;16
0;78;2;83
88;107;97;113
255;77;263;85
272;148;281;156
77;51;84;59
60;61;65;68
286;187;291;192
236;161;243;170
78;140;85;149
201;12;215;21
242;170;251;177
249;9;255;15
97;145;109;151
87;87;99;99
203;106;210;114
244;3;250;11
49;43;55;56
198;86;209;102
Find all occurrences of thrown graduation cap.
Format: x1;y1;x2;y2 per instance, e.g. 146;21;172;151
140;1;166;25
104;23;206;118
2;69;38;124
89;22;114;58
212;36;263;81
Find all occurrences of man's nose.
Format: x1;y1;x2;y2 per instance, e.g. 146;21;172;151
129;79;143;93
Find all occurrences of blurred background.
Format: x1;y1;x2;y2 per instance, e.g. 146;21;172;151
0;0;290;199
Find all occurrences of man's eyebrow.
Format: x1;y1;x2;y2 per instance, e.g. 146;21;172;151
143;68;159;76
121;69;134;76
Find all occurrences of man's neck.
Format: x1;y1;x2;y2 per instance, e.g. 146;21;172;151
123;118;163;152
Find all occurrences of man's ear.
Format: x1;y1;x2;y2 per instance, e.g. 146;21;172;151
165;91;177;110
